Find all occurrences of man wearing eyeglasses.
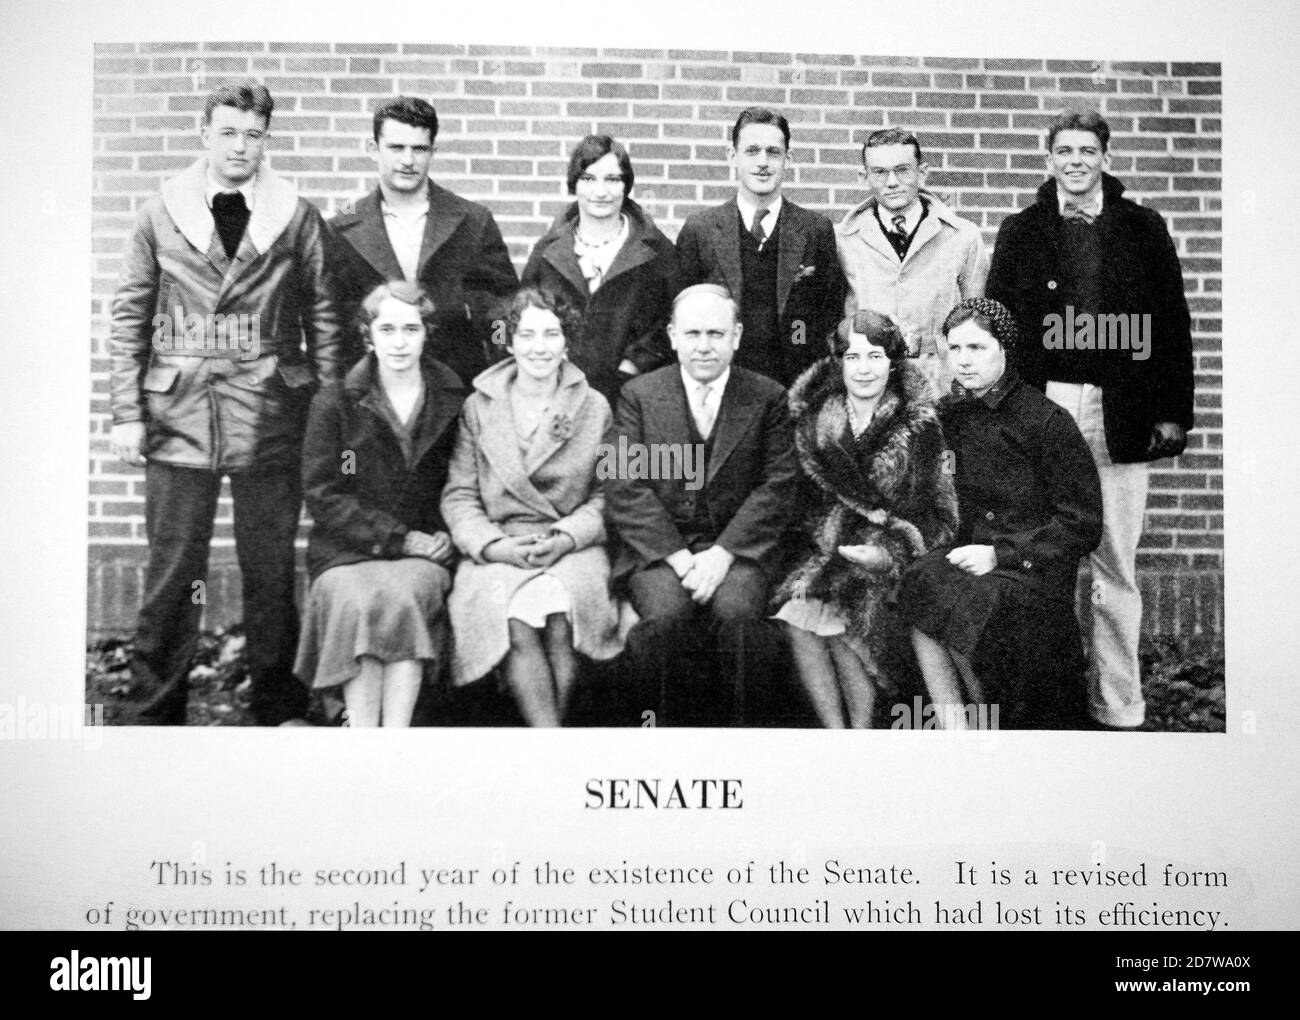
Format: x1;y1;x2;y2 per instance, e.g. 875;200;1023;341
108;81;342;725
327;96;518;383
836;128;989;398
675;107;846;386
986;110;1194;731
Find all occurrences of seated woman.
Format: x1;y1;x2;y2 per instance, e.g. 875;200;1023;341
295;281;467;727
771;310;958;728
440;286;623;725
521;133;678;406
896;297;1104;730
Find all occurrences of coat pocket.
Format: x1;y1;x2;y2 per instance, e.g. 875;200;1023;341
277;361;315;389
142;364;181;394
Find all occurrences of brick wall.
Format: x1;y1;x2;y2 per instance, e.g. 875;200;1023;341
88;41;1223;643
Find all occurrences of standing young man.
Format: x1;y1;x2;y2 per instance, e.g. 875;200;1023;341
109;81;342;725
327;96;518;383
675;108;845;386
836;128;989;398
986;110;1195;729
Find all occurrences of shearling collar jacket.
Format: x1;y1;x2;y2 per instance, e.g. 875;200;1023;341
109;158;343;472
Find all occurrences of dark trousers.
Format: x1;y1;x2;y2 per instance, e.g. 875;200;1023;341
625;559;777;726
133;461;306;725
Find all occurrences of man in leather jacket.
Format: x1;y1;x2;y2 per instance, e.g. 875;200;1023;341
109;81;342;725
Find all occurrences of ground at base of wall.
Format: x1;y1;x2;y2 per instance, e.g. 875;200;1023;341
85;627;1225;732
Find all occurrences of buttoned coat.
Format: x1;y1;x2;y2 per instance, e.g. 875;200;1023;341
327;181;519;383
606;364;800;588
109;158;343;471
520;199;678;404
301;354;467;583
985;173;1194;463
439;359;623;683
675;197;847;383
836;191;989;398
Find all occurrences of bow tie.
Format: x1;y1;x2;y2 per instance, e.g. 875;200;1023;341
1062;200;1099;224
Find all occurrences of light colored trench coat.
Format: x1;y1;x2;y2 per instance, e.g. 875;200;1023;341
440;358;624;684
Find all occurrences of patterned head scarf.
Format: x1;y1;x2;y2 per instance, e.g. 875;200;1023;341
941;296;1019;349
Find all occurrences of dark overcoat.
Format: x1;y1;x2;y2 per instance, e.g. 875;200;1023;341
326;182;519;383
985;173;1194;463
520;199;678;404
302;355;466;582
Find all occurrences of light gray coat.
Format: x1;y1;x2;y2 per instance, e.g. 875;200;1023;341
440;359;623;684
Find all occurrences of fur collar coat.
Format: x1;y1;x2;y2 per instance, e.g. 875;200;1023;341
772;357;958;650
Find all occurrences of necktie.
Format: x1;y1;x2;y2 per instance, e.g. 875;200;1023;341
212;191;250;259
1062;200;1098;224
751;208;769;250
885;213;910;260
694;383;717;438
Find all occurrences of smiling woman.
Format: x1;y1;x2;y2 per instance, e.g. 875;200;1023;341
440;286;625;725
520;134;679;405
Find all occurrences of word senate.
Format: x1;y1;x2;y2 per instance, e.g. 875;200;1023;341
584;778;743;809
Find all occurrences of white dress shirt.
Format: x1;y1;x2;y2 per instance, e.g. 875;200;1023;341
736;193;782;241
382;198;430;281
680;365;731;439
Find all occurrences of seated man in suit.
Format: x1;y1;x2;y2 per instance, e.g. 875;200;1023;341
327;96;518;382
675;107;846;387
607;284;800;726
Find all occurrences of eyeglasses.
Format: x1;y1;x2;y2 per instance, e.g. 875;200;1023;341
577;174;625;187
864;164;919;184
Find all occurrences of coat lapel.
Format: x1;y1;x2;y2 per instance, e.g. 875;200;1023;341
161;159;300;302
708;200;744;301
521;361;590;475
472;363;564;519
161;160;224;276
409;364;466;467
216;164;300;299
415;183;468;280
335;188;405;282
705;370;763;485
539;214;591;297
775;202;810;316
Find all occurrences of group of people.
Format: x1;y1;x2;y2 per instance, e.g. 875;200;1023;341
108;81;1194;730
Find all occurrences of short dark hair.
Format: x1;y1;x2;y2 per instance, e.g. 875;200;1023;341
862;127;923;167
566;135;634;196
730;107;791;150
830;309;910;362
357;280;438;354
203;81;274;127
373;96;439;144
1046;110;1110;153
942;297;1019;350
504;286;584;345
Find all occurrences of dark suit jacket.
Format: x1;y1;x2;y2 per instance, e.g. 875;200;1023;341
675;197;847;384
986;174;1194;463
326;181;518;385
606;364;800;589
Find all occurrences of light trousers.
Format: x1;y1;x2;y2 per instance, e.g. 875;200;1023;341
1045;383;1149;728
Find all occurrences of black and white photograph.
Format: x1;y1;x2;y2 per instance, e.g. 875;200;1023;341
1;0;1296;955
83;37;1221;733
